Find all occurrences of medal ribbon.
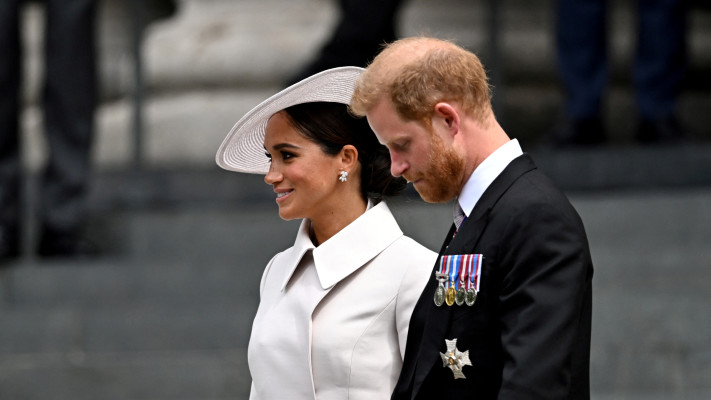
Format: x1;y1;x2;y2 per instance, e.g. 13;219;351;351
463;254;473;290
472;254;483;291
438;255;450;278
470;255;477;290
440;254;483;291
458;254;468;291
448;255;460;290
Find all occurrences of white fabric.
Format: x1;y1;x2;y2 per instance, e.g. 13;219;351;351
248;201;436;400
457;139;523;217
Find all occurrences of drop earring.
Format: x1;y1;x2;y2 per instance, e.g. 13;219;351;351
339;170;348;182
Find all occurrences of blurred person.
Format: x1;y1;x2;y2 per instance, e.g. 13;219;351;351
0;0;98;261
215;67;436;399
350;37;593;399
286;0;406;85
551;0;688;145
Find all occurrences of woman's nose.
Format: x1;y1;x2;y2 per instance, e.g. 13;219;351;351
264;165;282;185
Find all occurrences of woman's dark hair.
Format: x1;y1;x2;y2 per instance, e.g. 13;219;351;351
282;102;406;199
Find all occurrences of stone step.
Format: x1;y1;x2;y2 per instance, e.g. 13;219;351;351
74;143;711;213
19;86;711;173
0;300;255;354
140;0;711;90
18;0;711;100
17;0;711;171
0;348;250;400
2;190;711;399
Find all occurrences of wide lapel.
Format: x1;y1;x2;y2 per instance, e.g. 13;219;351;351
296;201;402;395
312;201;402;290
410;154;537;396
278;219;317;292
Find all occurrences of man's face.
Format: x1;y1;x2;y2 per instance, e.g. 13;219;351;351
366;99;465;203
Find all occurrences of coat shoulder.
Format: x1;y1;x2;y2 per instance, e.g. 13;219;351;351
385;236;438;268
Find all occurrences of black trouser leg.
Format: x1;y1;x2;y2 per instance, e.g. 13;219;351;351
0;0;22;251
40;0;97;234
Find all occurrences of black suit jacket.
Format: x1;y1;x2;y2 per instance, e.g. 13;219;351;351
393;154;593;399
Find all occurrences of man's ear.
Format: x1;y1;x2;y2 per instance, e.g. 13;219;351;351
434;102;460;137
340;144;359;170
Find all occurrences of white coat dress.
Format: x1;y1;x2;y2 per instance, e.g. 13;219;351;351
248;200;436;400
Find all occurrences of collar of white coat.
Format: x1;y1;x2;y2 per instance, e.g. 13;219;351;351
279;199;403;291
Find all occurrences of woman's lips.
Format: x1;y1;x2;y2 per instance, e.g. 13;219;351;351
275;189;293;202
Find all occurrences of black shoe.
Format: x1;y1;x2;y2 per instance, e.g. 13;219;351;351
37;228;99;259
548;117;606;147
635;116;685;144
0;226;20;264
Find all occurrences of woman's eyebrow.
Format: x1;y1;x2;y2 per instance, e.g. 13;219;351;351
269;143;301;151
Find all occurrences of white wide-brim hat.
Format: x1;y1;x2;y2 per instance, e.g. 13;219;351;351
215;66;366;174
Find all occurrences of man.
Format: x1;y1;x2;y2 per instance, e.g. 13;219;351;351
286;0;405;85
552;0;687;145
350;37;593;399
0;0;98;261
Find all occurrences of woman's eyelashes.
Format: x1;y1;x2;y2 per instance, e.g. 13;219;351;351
264;150;296;162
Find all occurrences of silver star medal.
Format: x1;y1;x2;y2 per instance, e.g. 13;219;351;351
439;338;472;379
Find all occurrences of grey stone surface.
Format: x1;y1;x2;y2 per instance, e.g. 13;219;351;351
17;0;711;170
0;349;250;400
577;190;711;398
2;189;711;399
4;0;711;398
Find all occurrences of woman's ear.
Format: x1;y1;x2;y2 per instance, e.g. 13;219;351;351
339;144;359;171
434;102;460;137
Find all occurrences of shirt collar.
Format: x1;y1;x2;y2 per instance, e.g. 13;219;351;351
457;139;523;217
280;199;403;291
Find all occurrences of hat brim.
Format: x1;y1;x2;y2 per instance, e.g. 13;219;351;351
215;66;365;174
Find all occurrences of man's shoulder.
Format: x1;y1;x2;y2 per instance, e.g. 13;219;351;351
487;165;584;230
503;162;571;206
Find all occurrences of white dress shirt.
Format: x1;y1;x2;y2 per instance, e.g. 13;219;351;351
248;200;436;400
457;139;523;217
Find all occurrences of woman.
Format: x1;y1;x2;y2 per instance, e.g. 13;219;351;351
215;67;436;400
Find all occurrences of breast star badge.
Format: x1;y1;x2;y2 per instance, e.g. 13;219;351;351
440;338;472;379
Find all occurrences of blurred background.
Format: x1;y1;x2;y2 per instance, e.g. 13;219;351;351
1;0;710;398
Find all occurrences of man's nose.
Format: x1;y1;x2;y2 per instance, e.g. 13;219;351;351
390;154;408;177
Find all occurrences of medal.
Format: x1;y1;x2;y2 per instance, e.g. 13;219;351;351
445;255;459;306
465;254;483;306
455;285;466;306
465;287;477;306
455;255;468;306
445;285;456;306
434;273;447;307
433;256;451;306
435;254;483;307
440;338;472;379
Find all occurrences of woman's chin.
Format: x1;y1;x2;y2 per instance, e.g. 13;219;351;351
277;207;297;221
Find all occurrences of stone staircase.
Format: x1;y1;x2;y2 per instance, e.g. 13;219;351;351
18;0;711;172
3;191;711;399
3;1;711;399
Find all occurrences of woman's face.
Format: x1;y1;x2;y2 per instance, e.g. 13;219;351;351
263;111;343;221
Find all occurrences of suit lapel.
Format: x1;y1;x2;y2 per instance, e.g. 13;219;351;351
410;210;491;397
394;223;455;396
409;154;537;396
